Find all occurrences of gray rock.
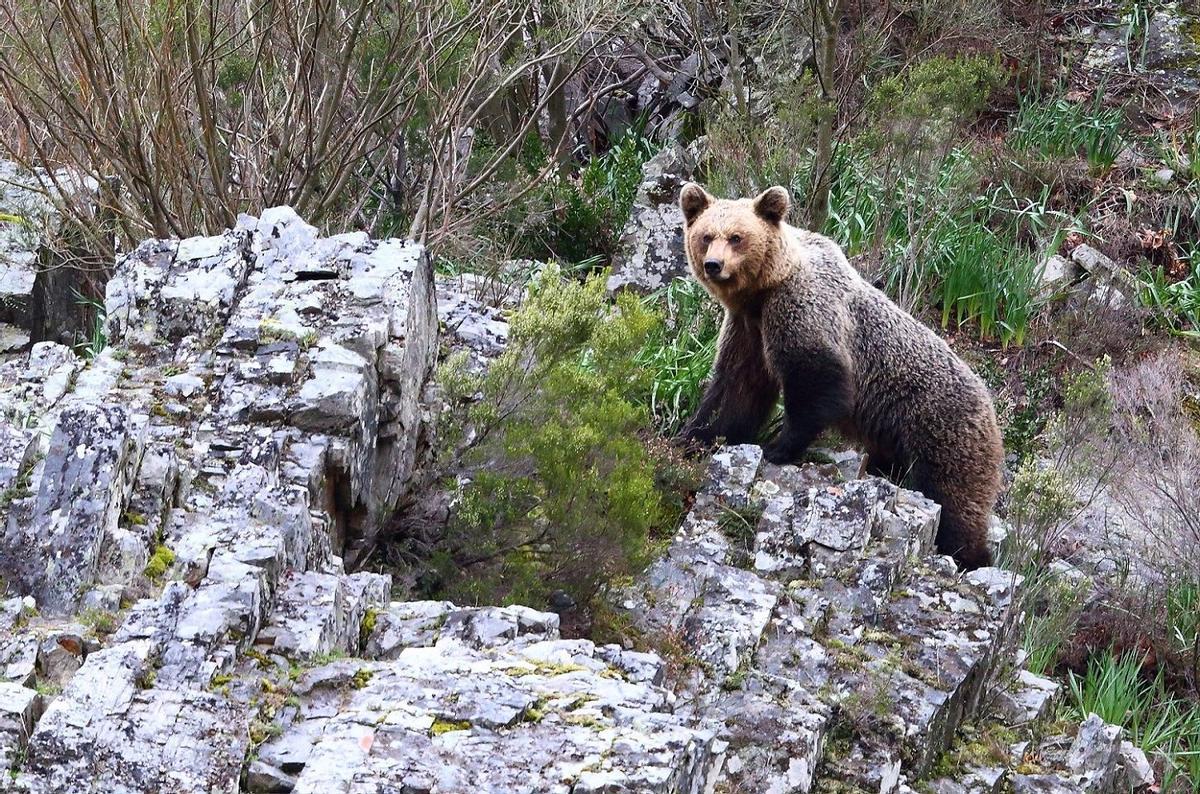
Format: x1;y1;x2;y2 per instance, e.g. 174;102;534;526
1011;775;1085;793
965;567;1024;610
364;600;457;658
1081;3;1200;114
1070;245;1116;277
1117;739;1154;790
996;670;1060;726
1040;254;1072;289
1066;713;1123;791
245;760;297;793
256;570;389;660
2;402;145;614
0;206;440;792
0;162;101;349
0;682;38;770
79;585;124;613
35;632;85;687
0;422;35;493
606;143;698;294
437;283;509;356
281;637;718;793
25;640;250;792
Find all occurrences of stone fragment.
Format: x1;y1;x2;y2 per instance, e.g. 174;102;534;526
0;682;38;769
1011;774;1085;793
255;570;388;661
280;638;717;793
1117;740;1154;790
35;632;85;687
245;760;297;793
2;402;144;614
1066;713;1123;791
996;670;1060;725
364;600;456;659
1040;254;1072;289
1070;245;1116;276
965;567;1024;610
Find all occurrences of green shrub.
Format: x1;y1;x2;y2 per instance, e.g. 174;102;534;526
433;267;691;607
541;127;658;264
1008;460;1076;535
868;54;1000;154
143;545;175;581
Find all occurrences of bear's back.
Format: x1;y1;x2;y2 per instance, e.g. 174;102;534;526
771;227;993;438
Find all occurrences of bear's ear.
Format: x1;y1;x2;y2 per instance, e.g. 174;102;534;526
753;186;791;225
680;182;713;223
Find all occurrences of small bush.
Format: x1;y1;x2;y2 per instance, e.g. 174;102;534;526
511;127;658;265
868;54;1000;155
432;267;693;608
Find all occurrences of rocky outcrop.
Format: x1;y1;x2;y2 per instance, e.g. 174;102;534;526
1079;2;1200;114
0;207;438;791
0;207;1148;792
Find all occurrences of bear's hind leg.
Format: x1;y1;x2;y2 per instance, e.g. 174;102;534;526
914;466;994;570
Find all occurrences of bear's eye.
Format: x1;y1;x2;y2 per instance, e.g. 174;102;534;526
701;233;714;245
729;234;742;245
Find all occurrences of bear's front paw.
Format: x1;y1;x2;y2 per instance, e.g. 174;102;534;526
762;439;801;465
675;424;716;457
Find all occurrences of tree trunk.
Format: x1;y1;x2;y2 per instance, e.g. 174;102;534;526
808;0;841;231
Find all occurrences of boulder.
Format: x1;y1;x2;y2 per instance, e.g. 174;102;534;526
606;143;698;294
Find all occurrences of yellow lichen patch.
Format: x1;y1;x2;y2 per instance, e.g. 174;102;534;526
429;718;471;736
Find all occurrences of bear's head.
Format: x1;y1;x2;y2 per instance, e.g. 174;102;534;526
679;183;792;304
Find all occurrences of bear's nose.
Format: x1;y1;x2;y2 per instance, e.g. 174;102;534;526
703;258;723;276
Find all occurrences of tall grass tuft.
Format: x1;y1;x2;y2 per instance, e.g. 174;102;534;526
1065;649;1200;789
1010;91;1124;170
635;278;722;433
1139;248;1200;340
823;144;1057;347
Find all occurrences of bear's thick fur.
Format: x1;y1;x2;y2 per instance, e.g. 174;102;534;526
678;183;1002;569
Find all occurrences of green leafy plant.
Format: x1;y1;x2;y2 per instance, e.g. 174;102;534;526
72;289;106;359
1019;574;1086;676
433;267;688;607
542;124;658;264
634;278;721;433
1139;250;1200;339
822;139;1058;347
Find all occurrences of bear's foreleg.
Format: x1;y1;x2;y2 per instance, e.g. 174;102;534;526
679;313;778;446
762;349;852;464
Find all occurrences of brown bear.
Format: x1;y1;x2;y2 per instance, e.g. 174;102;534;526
677;182;1003;570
